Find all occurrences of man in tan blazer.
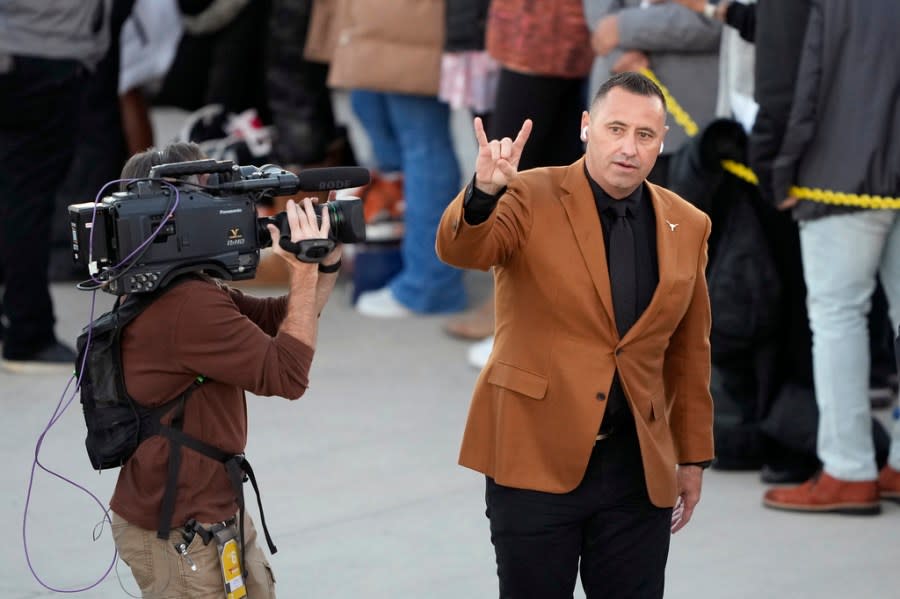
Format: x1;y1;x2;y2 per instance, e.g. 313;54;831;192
436;72;714;598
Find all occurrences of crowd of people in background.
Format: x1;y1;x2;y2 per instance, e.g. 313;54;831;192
1;0;898;516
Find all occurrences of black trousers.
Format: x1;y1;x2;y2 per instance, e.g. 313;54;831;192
52;0;134;283
485;424;672;599
0;56;82;357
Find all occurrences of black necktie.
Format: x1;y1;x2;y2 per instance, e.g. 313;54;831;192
608;201;637;337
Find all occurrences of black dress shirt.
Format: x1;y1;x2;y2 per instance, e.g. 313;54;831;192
462;175;504;225
585;168;658;433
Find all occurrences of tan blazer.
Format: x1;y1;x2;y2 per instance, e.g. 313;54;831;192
436;158;714;508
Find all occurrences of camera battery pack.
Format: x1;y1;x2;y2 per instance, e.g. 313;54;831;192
68;202;110;267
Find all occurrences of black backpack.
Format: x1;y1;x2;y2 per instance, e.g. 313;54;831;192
75;279;277;553
76;279;201;471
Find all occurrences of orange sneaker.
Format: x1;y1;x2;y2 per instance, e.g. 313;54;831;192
877;465;900;502
359;173;404;224
763;471;880;515
351;173;404;242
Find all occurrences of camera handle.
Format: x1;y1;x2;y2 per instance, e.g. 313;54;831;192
279;236;336;263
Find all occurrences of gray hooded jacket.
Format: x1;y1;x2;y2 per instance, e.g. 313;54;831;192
0;0;109;70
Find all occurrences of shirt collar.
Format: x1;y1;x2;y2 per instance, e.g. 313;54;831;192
583;164;644;216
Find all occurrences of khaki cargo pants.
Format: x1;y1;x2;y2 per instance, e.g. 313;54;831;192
112;511;276;598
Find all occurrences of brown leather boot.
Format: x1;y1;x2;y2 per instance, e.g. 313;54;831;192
877;465;900;502
763;471;881;515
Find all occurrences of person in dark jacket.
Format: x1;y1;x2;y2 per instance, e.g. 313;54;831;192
0;0;109;373
51;0;136;284
267;0;344;169
156;0;271;120
666;119;787;474
744;0;823;483
762;0;900;515
444;0;491;56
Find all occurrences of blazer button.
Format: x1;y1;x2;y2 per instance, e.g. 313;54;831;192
596;392;606;401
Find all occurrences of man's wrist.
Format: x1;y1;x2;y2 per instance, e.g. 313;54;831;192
287;261;319;282
680;460;713;469
467;175;506;203
473;180;501;196
318;258;341;274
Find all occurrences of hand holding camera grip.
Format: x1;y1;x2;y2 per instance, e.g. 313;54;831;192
278;236;336;263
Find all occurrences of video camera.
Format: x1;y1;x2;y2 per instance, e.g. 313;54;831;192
68;159;369;296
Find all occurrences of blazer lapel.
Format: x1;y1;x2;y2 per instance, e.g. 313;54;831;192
559;159;616;327
622;183;680;342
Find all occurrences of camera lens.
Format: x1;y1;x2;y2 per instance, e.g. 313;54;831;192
326;203;339;230
258;198;366;246
325;199;366;244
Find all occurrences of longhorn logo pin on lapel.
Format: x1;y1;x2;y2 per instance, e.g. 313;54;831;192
666;219;679;232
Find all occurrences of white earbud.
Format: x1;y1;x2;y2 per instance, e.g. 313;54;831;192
659;142;665;155
581;126;588;142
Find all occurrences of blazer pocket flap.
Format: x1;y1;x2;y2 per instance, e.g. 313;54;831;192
488;362;548;400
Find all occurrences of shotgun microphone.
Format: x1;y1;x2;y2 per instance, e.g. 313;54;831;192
295;166;371;191
217;166;371;194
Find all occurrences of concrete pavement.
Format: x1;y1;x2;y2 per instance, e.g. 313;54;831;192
3;277;898;599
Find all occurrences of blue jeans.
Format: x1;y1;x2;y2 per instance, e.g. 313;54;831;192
799;210;900;479
351;90;466;313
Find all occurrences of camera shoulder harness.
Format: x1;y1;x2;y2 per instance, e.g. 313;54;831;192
76;276;277;559
150;388;278;559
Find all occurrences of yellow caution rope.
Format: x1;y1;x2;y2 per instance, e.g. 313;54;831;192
640;68;900;209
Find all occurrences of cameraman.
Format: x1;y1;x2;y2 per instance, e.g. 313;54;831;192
108;143;341;597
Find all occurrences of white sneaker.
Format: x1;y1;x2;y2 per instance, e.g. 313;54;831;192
467;335;494;370
356;287;413;318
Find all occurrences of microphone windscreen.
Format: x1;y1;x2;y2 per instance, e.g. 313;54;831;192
295;167;371;191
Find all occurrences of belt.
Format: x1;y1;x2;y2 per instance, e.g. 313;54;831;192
181;515;238;545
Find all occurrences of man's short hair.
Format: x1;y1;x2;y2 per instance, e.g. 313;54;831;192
590;72;667;114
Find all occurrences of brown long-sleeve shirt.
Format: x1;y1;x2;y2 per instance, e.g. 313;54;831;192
110;278;314;530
